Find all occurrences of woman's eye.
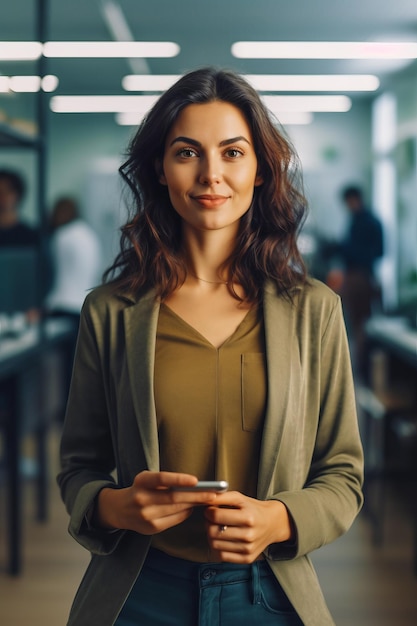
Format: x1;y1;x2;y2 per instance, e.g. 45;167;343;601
225;148;243;158
177;148;198;158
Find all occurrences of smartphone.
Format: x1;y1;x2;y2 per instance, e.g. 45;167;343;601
172;480;229;493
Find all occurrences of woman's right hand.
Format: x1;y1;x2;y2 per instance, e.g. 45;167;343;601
95;471;218;535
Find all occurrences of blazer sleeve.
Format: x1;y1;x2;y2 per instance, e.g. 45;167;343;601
57;293;126;555
267;296;364;560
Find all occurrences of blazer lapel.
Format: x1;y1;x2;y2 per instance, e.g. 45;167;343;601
257;284;301;499
123;290;161;472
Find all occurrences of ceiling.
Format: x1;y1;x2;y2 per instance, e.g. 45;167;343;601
1;0;417;111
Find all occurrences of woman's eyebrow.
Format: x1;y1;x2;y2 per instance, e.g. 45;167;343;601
169;135;251;147
219;136;251;146
170;136;200;147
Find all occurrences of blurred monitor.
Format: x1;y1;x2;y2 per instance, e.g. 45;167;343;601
0;247;39;314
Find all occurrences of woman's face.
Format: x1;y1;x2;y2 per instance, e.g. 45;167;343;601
159;101;263;236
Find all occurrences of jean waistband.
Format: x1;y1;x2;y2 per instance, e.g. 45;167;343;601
144;547;273;582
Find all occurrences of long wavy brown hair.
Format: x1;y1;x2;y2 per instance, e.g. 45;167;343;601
104;67;308;301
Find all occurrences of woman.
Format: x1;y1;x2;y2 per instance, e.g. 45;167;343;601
58;68;363;626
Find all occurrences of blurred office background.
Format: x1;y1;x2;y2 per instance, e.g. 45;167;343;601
0;1;416;625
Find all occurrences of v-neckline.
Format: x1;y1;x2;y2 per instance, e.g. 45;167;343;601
160;302;256;349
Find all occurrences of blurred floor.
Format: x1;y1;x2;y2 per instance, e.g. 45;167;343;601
0;426;417;626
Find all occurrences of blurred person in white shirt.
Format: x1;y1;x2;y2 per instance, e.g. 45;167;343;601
46;196;102;322
46;197;102;413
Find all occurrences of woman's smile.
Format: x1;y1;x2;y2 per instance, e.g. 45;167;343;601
191;194;230;208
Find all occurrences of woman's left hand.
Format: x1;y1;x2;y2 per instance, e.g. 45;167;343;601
204;491;294;563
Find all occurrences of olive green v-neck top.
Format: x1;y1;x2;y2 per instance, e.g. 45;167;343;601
151;302;267;562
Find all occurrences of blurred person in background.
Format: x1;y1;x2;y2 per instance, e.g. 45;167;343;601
57;68;363;626
46;196;102;325
0;170;41;452
46;196;102;407
0;168;45;324
0;168;38;247
324;185;384;379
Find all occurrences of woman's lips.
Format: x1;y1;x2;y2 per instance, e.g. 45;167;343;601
192;194;229;208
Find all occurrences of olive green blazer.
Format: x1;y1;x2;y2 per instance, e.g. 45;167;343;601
58;278;363;626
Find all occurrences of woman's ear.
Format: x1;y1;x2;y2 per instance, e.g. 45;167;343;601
155;159;167;185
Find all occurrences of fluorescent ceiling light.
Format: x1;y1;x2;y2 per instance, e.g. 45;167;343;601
274;112;314;125
41;75;59;92
122;73;379;93
122;74;181;91
101;0;150;74
262;95;352;113
0;77;9;92
246;74;379;92
116;112;147;125
10;76;41;92
0;75;59;93
50;95;159;113
0;42;43;60
51;94;349;115
232;41;417;59
43;41;180;58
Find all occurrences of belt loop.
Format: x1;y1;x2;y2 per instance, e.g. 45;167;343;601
251;562;261;605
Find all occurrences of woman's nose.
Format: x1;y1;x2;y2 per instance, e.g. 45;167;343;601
198;156;222;185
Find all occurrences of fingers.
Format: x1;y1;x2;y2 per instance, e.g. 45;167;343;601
204;503;255;552
134;470;198;490
203;492;271;562
206;524;260;564
133;471;218;507
101;471;221;536
138;506;195;535
206;518;257;544
204;492;247;528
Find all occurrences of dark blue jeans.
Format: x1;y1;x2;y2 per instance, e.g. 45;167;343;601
115;548;303;626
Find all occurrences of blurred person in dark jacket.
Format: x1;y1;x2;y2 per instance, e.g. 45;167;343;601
0;169;38;247
325;185;384;379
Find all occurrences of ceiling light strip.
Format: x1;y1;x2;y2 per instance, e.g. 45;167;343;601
50;95;160;113
0;75;59;93
232;41;417;59
122;74;182;91
246;74;379;91
277;112;314;125
262;95;352;112
43;41;180;58
3;40;415;62
122;74;379;93
50;94;350;114
0;42;43;60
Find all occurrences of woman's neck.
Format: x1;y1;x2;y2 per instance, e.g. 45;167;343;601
181;225;237;284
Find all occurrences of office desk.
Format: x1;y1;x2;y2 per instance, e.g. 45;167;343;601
0;318;76;575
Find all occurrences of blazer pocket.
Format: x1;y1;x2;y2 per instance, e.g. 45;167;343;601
241;353;267;433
